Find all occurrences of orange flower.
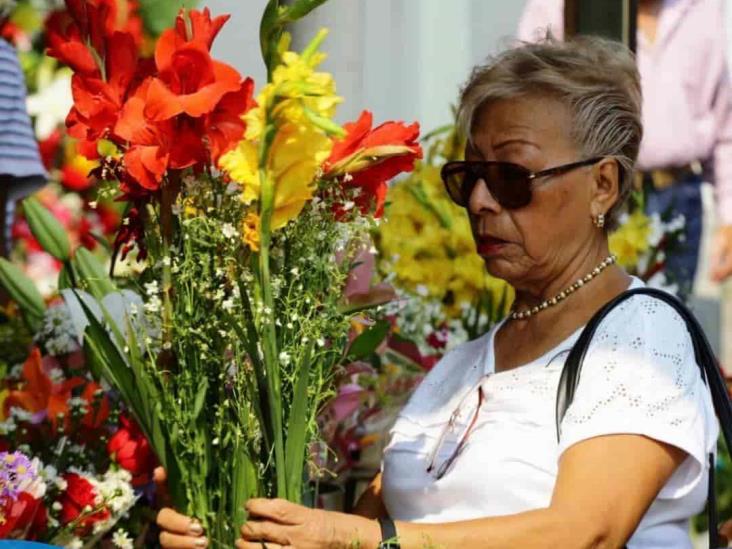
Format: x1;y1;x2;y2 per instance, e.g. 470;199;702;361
3;348;84;431
324;110;422;217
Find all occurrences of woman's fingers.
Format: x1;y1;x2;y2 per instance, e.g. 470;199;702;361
235;541;286;549
154;466;171;507
245;498;302;524
159;531;209;548
157;507;205;536
240;520;290;545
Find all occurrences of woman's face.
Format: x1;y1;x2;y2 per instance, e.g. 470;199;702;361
467;95;603;292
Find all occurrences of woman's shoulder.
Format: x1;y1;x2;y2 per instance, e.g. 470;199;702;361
593;287;692;350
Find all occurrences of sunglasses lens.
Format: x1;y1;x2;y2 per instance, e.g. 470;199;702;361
442;166;475;206
442;163;532;209
490;164;532;208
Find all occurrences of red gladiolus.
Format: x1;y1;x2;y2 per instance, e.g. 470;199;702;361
38;129;63;170
59;472;109;534
325;111;422;217
108;414;156;486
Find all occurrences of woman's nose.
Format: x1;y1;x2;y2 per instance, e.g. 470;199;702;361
467;178;502;215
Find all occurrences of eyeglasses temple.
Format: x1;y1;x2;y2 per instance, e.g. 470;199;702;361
435;386;485;479
530;157;604;181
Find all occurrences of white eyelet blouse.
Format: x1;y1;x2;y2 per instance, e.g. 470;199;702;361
381;278;718;548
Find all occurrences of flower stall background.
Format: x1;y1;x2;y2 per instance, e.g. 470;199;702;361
0;1;728;548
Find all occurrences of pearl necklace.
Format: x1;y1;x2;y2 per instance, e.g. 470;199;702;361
509;255;617;321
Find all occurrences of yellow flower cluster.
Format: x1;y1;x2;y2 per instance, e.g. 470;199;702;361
608;209;652;270
219;30;339;250
376;162;511;318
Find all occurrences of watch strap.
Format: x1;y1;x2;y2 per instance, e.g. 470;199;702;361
378;517;400;548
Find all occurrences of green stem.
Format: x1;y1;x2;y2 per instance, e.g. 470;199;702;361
159;174;180;354
257;123;287;498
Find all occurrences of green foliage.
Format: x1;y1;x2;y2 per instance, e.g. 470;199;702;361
346;319;391;362
259;0;329;76
22;196;71;261
0;257;45;331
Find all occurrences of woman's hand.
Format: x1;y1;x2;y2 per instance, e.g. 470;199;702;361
154;467;208;548
157;507;208;548
236;498;380;549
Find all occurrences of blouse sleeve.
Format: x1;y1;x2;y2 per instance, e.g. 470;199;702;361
558;295;718;500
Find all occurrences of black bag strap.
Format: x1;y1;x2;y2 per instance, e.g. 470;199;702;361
555;287;732;548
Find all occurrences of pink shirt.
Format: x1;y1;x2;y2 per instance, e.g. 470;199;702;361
517;0;732;223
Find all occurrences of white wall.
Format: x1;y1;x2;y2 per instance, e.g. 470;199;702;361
203;0;527;133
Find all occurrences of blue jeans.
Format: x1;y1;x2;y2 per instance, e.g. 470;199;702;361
645;174;703;296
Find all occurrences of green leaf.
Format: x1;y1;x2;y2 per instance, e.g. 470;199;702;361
22;196;71;261
346;319;391;361
76;292;144;426
137;0;198;37
259;0;286;75
231;446;257;533
0;258;44;330
192;378;208;421
285;343;313;502
72;248;116;299
58;263;75;291
284;0;329;21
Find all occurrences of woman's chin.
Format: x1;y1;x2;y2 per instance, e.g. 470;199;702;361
482;256;526;284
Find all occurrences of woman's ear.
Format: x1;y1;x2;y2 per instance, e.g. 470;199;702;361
590;157;621;217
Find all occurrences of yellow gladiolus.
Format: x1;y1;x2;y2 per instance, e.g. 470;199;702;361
242;212;261;252
268;122;332;230
609;209;652;269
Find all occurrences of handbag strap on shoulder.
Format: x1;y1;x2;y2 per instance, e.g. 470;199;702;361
555;287;732;548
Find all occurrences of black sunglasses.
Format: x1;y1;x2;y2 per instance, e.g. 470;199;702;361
441;157;604;209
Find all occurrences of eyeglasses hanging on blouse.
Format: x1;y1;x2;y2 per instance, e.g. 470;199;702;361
425;376;488;480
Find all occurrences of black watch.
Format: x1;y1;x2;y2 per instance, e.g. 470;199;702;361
378;517;401;549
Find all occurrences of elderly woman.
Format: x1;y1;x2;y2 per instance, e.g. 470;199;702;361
158;36;718;549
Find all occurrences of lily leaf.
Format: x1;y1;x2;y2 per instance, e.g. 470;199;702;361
22;196;71;261
0;258;44;330
346;319;391;362
72;247;117;300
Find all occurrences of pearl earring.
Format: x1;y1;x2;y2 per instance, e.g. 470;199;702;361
594;213;605;229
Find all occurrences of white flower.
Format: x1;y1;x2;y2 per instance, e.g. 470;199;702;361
52;501;63;511
222;297;236;312
144;281;160;296
65;537;84;549
222;223;238;239
112;529;134;549
26;68;73;139
279;351;291;364
162;256;171;267
145;295;162;315
10;407;34;422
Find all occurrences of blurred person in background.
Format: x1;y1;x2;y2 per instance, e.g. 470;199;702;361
519;0;732;294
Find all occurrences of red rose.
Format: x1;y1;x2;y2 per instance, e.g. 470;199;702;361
0;493;47;539
108;414;156;486
59;472;109;534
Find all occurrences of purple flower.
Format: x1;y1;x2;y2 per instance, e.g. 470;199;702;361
0;451;41;502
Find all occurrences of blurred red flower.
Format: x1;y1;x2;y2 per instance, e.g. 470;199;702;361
108;414;156;486
59;472;110;534
0;493;47;539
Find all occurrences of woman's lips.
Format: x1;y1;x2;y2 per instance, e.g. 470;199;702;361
476;236;508;256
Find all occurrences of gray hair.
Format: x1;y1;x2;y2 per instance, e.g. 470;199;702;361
457;35;642;231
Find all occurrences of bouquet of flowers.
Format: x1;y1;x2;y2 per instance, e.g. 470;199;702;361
1;1;421;545
0;301;159;546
